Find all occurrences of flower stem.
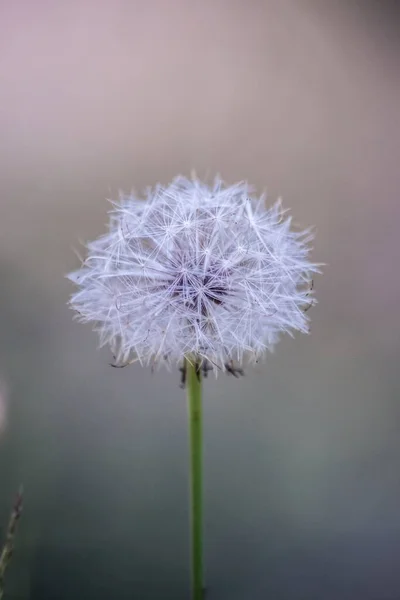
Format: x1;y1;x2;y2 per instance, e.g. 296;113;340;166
186;359;204;600
0;487;23;600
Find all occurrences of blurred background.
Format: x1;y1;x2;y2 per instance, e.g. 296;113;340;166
0;1;399;598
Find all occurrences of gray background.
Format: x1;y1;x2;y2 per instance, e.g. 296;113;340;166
0;1;399;598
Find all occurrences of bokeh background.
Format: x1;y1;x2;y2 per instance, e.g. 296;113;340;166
0;1;399;598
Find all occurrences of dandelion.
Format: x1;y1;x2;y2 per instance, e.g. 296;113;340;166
68;176;318;371
67;175;320;599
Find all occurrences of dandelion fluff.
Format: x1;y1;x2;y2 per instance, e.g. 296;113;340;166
67;176;319;371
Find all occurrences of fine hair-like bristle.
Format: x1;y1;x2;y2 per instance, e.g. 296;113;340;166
67;176;320;372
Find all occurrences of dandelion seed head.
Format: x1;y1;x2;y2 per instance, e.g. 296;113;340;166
67;176;320;372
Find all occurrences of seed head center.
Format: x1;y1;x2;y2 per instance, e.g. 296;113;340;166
173;268;226;312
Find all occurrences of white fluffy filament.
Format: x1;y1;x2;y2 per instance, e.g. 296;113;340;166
67;176;320;372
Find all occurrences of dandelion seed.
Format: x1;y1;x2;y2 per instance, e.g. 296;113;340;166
67;176;320;372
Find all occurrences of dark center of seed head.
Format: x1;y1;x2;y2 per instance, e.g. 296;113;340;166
174;271;226;310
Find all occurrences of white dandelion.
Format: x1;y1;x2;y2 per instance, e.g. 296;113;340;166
67;176;319;372
67;174;321;598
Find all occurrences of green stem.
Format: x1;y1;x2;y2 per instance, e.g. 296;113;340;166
186;358;204;600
